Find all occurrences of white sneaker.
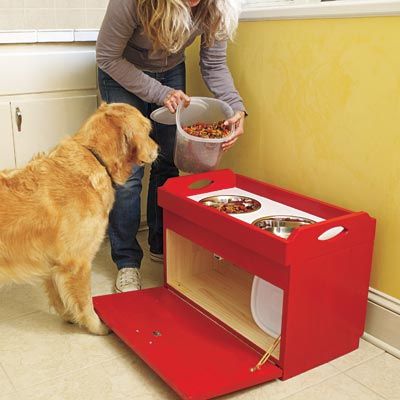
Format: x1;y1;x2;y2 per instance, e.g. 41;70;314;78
115;267;141;293
149;251;164;263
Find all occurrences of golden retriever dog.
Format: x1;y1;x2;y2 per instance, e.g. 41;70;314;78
0;102;158;335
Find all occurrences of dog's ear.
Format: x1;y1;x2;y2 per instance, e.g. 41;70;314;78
126;115;152;141
120;129;132;158
93;122;133;185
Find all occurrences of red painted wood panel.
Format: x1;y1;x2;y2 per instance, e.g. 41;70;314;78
94;287;282;400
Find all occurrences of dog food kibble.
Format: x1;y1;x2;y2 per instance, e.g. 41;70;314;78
183;121;231;139
218;202;256;213
201;198;261;214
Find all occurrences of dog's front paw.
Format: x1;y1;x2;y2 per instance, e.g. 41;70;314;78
89;321;111;336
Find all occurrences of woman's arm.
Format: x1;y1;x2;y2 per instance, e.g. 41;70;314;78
199;39;246;114
96;0;172;105
200;38;246;150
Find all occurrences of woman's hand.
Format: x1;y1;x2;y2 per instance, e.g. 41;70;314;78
163;90;190;113
222;111;246;151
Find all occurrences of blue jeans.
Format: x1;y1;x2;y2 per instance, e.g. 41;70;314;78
98;63;185;269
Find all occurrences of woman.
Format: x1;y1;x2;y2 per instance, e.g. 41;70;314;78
97;0;246;293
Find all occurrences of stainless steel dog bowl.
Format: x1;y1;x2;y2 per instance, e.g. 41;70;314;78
252;215;315;239
200;195;261;214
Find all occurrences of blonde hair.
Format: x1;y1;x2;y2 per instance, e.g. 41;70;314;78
136;0;241;54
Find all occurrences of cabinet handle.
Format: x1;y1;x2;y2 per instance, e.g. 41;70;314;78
15;107;22;132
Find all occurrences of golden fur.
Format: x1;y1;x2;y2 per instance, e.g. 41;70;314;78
0;103;158;335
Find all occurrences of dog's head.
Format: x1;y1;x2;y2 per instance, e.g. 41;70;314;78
77;102;158;185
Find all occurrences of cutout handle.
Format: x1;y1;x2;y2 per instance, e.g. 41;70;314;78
188;179;214;190
318;226;347;241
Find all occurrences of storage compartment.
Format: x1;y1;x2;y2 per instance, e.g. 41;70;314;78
166;229;280;357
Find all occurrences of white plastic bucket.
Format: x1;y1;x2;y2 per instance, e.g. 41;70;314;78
174;97;234;173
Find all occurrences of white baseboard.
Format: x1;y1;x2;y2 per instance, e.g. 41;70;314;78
363;332;400;359
364;288;400;358
368;287;400;314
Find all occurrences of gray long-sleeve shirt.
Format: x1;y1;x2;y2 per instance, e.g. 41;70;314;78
96;0;245;112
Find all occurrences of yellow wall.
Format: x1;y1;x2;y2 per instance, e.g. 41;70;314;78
186;17;400;300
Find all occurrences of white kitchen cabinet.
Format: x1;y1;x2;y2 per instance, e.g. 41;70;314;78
0;102;15;170
11;95;97;167
0;43;98;168
0;43;149;224
0;44;97;96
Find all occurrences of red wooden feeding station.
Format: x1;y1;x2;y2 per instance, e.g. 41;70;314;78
93;169;376;400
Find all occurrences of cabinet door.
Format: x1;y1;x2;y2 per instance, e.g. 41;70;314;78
94;287;283;400
0;102;16;170
11;95;97;167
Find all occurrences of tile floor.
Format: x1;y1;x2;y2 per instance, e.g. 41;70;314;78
1;231;399;400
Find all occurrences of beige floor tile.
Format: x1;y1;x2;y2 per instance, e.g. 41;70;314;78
222;363;340;400
0;393;21;400
100;355;177;399
329;339;384;371
0;284;48;323
283;374;384;400
16;355;176;400
0;363;14;395
0;312;131;390
346;353;400;399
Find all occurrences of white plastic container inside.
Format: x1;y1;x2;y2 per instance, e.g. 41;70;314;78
251;276;283;338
